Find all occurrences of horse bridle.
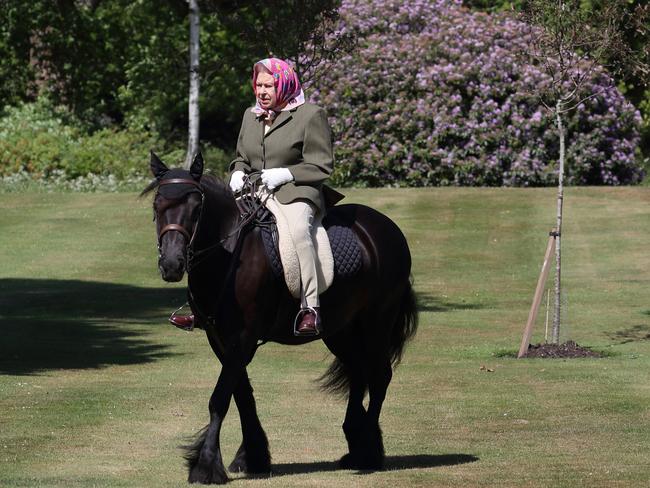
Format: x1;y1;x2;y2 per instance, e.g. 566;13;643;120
155;173;273;270
155;174;275;350
156;178;205;255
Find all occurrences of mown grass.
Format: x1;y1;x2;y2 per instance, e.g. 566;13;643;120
1;187;649;487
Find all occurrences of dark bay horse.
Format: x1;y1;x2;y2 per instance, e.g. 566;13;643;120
144;152;418;484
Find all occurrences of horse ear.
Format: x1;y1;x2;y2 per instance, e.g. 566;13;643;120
150;151;168;179
190;152;204;180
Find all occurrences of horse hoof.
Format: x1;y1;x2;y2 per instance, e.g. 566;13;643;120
228;456;246;473
228;456;271;475
188;464;229;484
339;453;357;469
339;452;383;471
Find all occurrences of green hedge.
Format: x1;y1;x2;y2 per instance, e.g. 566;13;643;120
0;98;232;184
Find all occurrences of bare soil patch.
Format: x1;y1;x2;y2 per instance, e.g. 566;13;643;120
524;341;603;358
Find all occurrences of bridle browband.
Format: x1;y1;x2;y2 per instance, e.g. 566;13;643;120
159;178;203;189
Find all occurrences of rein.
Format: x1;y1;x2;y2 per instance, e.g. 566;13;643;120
225;173;276;240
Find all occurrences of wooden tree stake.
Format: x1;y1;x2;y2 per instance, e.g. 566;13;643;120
518;230;557;358
544;288;550;343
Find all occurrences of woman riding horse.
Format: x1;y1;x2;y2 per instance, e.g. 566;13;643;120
148;58;418;485
171;57;335;335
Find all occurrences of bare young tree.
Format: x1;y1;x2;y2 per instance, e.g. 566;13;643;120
521;0;649;344
185;0;200;169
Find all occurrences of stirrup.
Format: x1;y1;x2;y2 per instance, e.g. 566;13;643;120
293;307;321;336
169;303;194;331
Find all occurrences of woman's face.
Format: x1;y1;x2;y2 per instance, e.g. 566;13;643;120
255;71;277;110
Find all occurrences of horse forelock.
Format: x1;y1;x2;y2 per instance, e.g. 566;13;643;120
139;178;160;197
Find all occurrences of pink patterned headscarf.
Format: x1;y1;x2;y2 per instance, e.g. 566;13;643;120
251;58;305;120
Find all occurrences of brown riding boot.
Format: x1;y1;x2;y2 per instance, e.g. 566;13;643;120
169;314;194;331
294;307;321;336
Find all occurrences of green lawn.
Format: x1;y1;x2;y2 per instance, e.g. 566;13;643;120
1;187;649;487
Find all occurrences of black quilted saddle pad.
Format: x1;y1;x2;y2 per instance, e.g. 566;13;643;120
260;214;363;281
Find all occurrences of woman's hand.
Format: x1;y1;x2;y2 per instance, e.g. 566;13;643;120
261;168;294;190
229;170;245;192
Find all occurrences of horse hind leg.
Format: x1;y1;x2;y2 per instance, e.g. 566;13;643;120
360;355;392;470
357;280;418;470
339;364;369;469
322;331;370;469
325;346;391;471
354;301;405;470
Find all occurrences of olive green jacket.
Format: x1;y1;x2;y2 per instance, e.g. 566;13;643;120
229;102;334;211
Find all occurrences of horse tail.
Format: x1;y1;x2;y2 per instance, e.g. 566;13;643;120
389;276;419;367
319;357;352;398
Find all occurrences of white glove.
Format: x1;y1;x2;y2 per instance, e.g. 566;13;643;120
229;170;245;193
261;168;294;190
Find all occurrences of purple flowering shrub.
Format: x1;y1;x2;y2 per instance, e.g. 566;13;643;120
307;0;644;186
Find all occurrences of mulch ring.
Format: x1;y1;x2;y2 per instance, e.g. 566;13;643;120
524;341;603;358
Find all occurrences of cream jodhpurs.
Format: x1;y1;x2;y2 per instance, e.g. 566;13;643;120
271;197;319;308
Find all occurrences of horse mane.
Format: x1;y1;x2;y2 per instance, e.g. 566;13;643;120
199;174;232;202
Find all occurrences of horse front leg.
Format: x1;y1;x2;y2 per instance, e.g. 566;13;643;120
187;340;248;484
202;327;270;475
228;373;271;474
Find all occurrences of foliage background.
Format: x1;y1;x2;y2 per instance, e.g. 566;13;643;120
462;0;650;161
310;0;644;187
0;0;647;187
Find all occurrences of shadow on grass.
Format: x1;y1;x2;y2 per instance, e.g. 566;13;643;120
263;454;478;478
607;324;650;344
0;278;186;375
417;292;484;313
493;349;518;358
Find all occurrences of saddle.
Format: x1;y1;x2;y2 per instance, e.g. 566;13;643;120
237;191;362;299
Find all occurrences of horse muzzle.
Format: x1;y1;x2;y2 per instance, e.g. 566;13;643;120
159;254;186;282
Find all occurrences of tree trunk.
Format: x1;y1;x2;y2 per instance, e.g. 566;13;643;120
551;100;565;344
185;0;200;169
